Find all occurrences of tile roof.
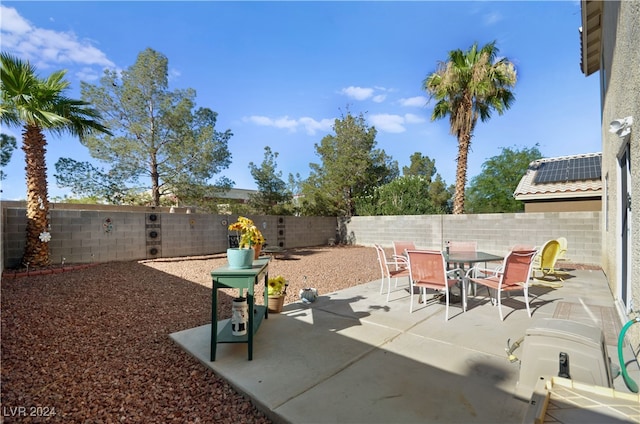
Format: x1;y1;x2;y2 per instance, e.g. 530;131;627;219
514;152;603;201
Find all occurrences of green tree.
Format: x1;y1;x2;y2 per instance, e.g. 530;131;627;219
248;146;293;215
302;110;398;216
58;48;233;206
0;53;110;267
424;41;517;214
355;175;449;216
0;133;17;181
466;144;542;213
286;172;304;216
356;152;452;215
54;158;131;204
403;152;437;178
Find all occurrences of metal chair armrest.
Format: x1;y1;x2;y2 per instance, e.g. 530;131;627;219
465;265;501;279
446;268;464;280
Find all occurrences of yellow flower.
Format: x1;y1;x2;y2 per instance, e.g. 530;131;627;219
228;216;265;248
267;275;287;296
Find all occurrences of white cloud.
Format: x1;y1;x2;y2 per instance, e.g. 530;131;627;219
0;6;31;33
399;96;428;107
272;116;299;130
245;115;297;130
369;113;426;133
483;12;503;26
298;117;334;135
340;86;374;101
169;68;181;81
243;115;333;135
75;66;101;81
245;116;270;126
404;113;426;124
340;85;394;103
0;6;114;70
369;114;406;133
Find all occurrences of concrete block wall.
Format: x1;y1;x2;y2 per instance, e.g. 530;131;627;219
2;206;339;268
282;216;337;248
160;213;220;258
344;211;602;266
3;208;151;268
3;207;28;268
2;204;601;268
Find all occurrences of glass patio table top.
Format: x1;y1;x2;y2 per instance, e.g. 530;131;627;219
444;251;504;265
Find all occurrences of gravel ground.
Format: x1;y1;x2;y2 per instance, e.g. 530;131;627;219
1;245;380;423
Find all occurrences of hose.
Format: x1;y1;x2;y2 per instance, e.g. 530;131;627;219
505;336;524;363
617;316;640;393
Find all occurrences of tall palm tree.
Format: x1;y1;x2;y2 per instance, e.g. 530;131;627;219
424;41;516;214
0;53;110;267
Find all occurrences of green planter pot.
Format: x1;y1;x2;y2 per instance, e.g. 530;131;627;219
227;248;254;269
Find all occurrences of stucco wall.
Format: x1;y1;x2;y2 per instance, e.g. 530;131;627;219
524;199;601;213
599;0;639;322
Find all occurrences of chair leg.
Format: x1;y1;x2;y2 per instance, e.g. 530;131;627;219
444;288;449;321
462;280;467;313
497;290;504;321
487;287;496;305
523;287;531;317
410;282;414;313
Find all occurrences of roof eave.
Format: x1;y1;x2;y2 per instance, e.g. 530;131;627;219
515;190;602;201
580;0;603;76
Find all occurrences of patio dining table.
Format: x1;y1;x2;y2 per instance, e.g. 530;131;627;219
444;251;504;296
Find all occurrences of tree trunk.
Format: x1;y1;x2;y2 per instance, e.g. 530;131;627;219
22;125;51;267
151;152;160;206
453;132;471;215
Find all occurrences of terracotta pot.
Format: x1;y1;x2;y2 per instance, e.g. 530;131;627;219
253;244;263;259
267;295;285;313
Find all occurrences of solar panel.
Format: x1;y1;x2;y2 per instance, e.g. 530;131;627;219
534;155;601;184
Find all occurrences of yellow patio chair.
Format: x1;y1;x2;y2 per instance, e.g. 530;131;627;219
556;237;569;261
531;239;565;283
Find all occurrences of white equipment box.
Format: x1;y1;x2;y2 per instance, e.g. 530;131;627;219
515;318;614;401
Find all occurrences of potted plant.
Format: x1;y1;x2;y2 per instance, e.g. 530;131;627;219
227;216;266;268
267;275;288;313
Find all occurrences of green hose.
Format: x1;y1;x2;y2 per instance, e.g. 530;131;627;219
617;316;640;393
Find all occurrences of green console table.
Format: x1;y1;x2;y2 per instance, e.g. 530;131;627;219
210;257;270;361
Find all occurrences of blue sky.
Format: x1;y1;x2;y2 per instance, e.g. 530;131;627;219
0;1;601;201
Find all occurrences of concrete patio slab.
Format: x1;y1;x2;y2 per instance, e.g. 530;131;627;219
170;269;640;423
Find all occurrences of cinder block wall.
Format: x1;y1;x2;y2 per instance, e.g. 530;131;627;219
2;204;601;268
1;205;339;268
282;216;337;248
344;211;602;266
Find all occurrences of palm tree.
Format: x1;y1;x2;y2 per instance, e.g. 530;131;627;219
424;41;516;214
0;53;111;267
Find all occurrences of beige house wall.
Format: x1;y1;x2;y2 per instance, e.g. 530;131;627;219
597;1;640;328
524;199;602;213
